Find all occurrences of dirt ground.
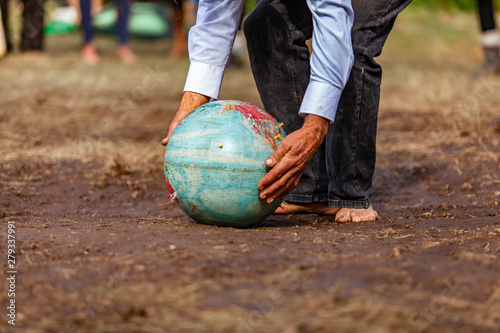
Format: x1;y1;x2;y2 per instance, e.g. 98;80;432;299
1;8;500;333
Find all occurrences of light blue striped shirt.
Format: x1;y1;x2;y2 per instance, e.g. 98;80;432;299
184;0;354;123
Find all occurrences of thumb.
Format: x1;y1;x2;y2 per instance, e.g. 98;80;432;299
162;119;181;146
265;143;288;167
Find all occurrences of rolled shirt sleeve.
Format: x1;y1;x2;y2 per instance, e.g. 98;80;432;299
183;0;244;99
298;0;354;123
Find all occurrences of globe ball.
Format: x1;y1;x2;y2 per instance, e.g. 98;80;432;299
164;100;286;228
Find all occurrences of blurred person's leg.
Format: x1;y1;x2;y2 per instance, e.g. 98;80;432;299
67;0;81;21
20;0;44;53
477;0;500;76
80;0;99;64
168;0;187;58
0;0;13;53
116;0;135;63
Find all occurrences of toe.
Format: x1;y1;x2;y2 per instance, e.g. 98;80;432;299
334;209;350;223
351;211;363;223
370;210;379;221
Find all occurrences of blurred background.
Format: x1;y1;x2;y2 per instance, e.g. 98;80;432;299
0;0;499;170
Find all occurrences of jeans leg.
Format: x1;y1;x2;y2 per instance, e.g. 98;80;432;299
21;0;45;52
80;0;93;45
478;0;496;32
1;0;12;52
244;0;329;203
116;0;130;45
327;0;413;208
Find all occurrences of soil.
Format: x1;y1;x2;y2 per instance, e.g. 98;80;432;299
1;9;500;333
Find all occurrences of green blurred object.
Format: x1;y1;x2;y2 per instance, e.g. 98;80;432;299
93;6;117;31
94;2;171;39
44;21;78;36
44;6;79;36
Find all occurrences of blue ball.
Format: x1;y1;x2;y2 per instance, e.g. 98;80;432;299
164;100;286;228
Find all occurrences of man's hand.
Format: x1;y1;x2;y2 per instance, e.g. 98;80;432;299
258;114;329;204
162;91;210;146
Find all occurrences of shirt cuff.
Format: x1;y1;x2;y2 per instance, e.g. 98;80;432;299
298;80;343;123
183;61;225;99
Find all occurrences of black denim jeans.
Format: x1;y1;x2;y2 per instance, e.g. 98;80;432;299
0;0;45;52
244;0;413;208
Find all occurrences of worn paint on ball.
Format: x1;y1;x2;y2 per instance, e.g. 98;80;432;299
164;100;286;228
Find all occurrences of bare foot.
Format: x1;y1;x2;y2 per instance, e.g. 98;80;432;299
168;6;188;59
82;44;99;65
116;45;136;64
334;205;379;223
274;202;340;215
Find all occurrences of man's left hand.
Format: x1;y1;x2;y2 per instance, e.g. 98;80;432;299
258;114;329;204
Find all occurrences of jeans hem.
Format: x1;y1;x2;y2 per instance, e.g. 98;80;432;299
285;193;329;203
328;199;370;209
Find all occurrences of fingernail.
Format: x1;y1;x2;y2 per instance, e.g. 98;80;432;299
268;198;274;203
261;195;267;200
353;217;361;222
258;186;263;191
265;159;273;166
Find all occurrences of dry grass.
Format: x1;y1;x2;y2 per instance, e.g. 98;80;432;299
1;9;498;176
377;9;500;171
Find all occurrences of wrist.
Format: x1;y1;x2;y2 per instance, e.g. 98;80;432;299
180;91;211;112
303;114;329;138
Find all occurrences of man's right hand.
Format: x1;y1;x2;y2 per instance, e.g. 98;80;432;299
162;91;211;146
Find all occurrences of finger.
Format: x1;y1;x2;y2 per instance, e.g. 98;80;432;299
162;113;186;146
267;171;303;203
279;176;301;200
258;155;294;192
166;121;179;141
259;167;297;201
264;141;290;168
260;162;304;203
265;176;296;204
162;124;177;147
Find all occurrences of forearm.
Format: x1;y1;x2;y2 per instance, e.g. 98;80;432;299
299;0;354;122
184;0;244;99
